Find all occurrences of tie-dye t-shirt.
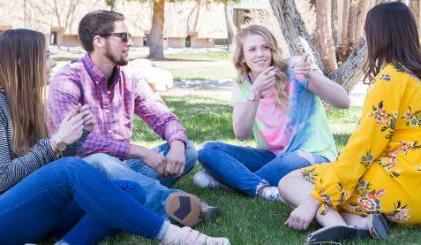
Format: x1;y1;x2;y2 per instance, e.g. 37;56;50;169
232;63;338;162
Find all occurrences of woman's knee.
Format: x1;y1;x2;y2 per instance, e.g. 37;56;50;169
278;169;302;200
198;141;224;159
54;156;87;168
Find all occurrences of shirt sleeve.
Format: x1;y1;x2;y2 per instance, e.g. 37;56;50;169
310;66;407;209
133;78;188;145
0;113;56;193
47;68;130;159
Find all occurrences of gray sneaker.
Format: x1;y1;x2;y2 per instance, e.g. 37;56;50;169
258;186;283;201
193;170;227;189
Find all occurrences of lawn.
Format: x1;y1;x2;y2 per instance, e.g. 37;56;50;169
97;95;421;245
153;50;237;81
50;49;420;244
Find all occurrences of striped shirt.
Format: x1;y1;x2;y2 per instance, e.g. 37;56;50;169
0;93;56;193
46;54;188;160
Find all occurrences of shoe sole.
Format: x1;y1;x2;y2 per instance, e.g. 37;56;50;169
306;225;369;243
370;214;389;240
165;192;203;227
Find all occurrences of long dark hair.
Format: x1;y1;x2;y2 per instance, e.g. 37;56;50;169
0;29;48;155
364;2;421;81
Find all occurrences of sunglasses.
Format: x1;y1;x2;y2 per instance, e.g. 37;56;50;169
99;32;132;42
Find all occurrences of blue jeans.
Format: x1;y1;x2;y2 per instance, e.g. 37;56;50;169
198;141;328;196
82;141;197;217
0;157;166;245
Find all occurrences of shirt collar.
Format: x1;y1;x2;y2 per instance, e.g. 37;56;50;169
82;53;120;85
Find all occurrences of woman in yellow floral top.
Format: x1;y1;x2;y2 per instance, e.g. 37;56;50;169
278;2;421;243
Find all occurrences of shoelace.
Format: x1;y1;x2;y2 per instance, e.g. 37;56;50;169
178;227;209;244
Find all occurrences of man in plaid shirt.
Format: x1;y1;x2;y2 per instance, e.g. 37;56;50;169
47;10;219;228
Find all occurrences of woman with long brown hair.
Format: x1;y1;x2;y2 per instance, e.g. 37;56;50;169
279;2;421;243
0;29;229;245
194;24;350;200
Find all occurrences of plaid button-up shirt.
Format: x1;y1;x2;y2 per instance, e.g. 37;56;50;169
46;54;187;160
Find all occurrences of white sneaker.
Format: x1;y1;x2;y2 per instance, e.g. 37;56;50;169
160;225;230;245
258;186;284;201
193;170;226;189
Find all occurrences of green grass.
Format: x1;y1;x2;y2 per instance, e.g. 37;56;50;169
165;65;237;81
165;51;232;61
100;96;373;245
154;50;237;81
53;49;237;80
99;97;421;244
39;95;420;244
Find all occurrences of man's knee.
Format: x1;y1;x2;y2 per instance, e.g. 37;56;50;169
82;153;126;175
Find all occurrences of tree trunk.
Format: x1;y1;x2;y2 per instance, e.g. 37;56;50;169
328;40;367;91
105;0;116;11
269;0;325;71
401;0;410;5
341;0;350;44
354;0;370;44
192;0;201;32
410;0;421;34
315;0;337;72
186;0;200;34
269;0;367;91
346;1;357;47
331;0;339;46
224;2;236;51
419;0;421;36
148;0;165;60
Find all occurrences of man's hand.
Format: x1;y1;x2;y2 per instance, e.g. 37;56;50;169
129;144;166;176
165;140;186;177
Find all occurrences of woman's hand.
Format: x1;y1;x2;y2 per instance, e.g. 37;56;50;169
251;66;277;96
79;104;95;131
291;54;351;108
292;54;318;77
51;104;93;150
285;196;320;230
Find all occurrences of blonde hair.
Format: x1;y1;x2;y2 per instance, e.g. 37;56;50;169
0;29;48;155
233;25;288;107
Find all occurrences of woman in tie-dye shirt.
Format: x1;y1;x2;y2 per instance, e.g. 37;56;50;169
194;25;350;201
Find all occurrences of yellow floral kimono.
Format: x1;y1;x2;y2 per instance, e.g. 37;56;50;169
302;63;421;224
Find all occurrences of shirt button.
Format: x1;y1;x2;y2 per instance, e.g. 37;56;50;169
108;130;112;133
96;81;99;85
107;90;111;94
105;109;110;113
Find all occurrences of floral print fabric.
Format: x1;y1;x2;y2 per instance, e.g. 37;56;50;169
302;64;421;224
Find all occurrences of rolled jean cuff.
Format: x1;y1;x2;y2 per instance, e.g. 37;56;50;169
255;180;270;196
155;220;170;240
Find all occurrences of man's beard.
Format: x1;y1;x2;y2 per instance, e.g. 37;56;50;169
104;46;128;66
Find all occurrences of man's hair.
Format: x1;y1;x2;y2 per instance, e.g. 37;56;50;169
78;10;125;52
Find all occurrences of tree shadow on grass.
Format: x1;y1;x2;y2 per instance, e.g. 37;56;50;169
132;96;353;148
131;96;235;144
